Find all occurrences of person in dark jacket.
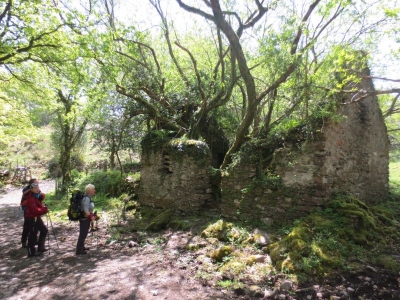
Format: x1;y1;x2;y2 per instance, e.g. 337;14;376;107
76;184;96;255
25;182;49;257
20;179;45;248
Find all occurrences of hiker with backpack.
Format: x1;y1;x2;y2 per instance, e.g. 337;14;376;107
24;182;49;257
76;184;96;255
20;178;45;248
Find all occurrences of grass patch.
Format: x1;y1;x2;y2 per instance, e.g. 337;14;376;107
44;191;120;222
216;279;245;290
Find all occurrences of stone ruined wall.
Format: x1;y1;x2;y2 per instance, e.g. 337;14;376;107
221;69;389;224
139;139;213;214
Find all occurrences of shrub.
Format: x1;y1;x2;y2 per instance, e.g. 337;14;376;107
78;170;128;197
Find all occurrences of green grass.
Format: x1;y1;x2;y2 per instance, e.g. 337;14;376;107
44;191;121;222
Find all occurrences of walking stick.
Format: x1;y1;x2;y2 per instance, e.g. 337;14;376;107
47;216;51;255
47;213;59;249
96;225;99;249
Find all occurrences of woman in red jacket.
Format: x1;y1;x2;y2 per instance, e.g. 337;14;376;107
25;182;49;257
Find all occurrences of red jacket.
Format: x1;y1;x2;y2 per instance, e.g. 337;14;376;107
25;192;48;218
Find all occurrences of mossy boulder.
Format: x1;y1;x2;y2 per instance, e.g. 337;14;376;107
219;259;247;275
266;242;288;265
281;257;295;272
266;195;400;281
201;219;233;241
245;255;268;266
376;255;400;272
169;219;192;231
288;239;310;256
210;245;234;262
145;209;173;231
186;241;207;251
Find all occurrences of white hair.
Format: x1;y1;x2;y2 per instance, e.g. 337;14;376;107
85;184;95;193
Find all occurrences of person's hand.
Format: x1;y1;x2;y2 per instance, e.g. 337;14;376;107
88;213;95;221
43;206;49;214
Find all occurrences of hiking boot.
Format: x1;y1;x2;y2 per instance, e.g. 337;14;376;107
27;248;42;257
84;247;90;251
21;242;27;248
38;247;49;252
28;252;43;257
76;250;87;255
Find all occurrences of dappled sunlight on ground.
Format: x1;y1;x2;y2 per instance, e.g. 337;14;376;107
0;185;229;300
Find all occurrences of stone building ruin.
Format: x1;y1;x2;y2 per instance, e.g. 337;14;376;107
138;68;389;223
139;137;213;214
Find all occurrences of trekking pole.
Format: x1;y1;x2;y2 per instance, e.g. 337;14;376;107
47;215;51;256
47;213;59;249
96;225;99;249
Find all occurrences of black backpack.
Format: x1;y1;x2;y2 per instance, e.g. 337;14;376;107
68;189;85;221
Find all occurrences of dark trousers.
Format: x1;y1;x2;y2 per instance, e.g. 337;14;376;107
26;217;48;255
21;218;29;244
76;219;90;252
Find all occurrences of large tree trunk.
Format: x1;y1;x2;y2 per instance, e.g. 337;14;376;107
198;115;230;168
210;0;258;168
60;150;71;187
56;90;88;189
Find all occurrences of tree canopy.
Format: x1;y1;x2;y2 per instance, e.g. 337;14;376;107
1;0;399;173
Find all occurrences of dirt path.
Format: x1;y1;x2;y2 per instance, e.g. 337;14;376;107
0;182;230;300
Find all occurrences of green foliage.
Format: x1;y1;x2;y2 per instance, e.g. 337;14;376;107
77;170;128;198
140;130;175;152
216;279;245;290
142;132;212;167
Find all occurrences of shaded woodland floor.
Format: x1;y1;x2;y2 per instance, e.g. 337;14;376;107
0;183;231;300
1;182;399;300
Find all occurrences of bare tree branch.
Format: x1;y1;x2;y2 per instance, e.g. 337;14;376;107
383;93;400;118
175;42;207;103
363;76;400;83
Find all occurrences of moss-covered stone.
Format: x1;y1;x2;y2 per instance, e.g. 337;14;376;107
145;209;173;231
245;255;268;266
210;245;234;262
288;239;310;256
163;138;211;167
287;226;309;240
186;242;207;251
169;219;192;231
281;257;295;272
201;219;233;241
267;242;288;264
265;195;400;281
219;259;247;275
376;255;400;272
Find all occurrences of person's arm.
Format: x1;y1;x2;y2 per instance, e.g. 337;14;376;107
82;196;93;218
26;195;48;215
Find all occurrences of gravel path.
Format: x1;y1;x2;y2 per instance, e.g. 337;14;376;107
0;181;230;300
